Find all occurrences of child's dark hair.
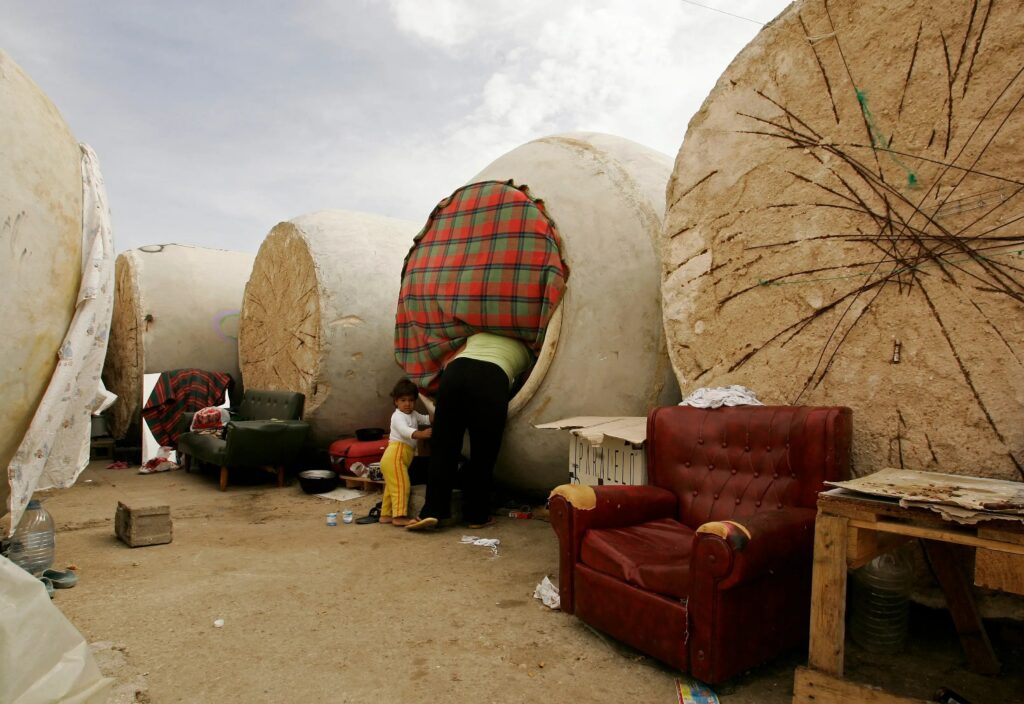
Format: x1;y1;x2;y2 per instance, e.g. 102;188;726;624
391;378;419;400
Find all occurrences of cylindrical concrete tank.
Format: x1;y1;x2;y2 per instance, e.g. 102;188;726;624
238;211;418;445
0;51;83;497
438;132;680;491
103;245;256;439
661;0;1024;481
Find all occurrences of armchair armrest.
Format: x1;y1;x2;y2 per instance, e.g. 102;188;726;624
549;484;677;614
551;483;677;528
692;507;818;588
223;420;310;468
687;507;818;683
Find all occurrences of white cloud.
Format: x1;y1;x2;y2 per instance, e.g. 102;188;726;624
1;0;790;254
387;0;787;163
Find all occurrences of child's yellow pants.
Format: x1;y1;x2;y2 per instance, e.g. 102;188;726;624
380;440;414;518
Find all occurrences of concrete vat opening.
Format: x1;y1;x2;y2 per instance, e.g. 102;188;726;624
508;304;562;418
396;178;568;419
399;132;680;491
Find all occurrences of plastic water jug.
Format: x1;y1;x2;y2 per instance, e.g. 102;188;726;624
8;499;55;576
849;548;913;654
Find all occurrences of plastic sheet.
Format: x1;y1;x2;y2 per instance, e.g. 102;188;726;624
0;556;112;703
7;144;115;532
533;576;560;610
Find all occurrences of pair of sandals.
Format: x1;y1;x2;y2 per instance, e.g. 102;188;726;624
354;501;495;531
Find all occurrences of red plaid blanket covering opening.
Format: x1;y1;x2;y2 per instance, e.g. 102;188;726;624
395;180;568;393
142;369;232;447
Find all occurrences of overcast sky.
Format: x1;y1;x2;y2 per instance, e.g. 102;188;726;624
2;1;790;254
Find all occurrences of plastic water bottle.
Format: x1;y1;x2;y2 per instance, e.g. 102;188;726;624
849;548;913;654
8;499;55;576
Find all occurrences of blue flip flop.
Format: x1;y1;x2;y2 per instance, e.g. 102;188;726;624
42;568;78;589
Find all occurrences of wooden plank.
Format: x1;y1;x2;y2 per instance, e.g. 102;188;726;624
848;518;1024;556
818;491;888;520
792;667;928;704
819;490;1023;530
975;527;1024;595
922;540;1001;675
340;475;384;491
846;524;913;569
807;514;849;675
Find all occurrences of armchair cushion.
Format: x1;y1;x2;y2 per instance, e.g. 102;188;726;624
177;432;227;466
582;518;694;600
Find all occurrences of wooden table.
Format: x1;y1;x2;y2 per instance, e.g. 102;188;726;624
793;488;1024;703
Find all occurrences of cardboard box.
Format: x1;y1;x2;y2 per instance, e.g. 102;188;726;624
535;416;648;486
115;500;172;547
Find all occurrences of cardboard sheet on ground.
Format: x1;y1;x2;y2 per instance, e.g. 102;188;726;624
533;417;647;446
826;468;1024;524
0;556;112;703
314;487;365;502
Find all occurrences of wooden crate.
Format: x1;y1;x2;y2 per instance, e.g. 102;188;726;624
90;436;115;461
338;475;384;492
115;500;172;547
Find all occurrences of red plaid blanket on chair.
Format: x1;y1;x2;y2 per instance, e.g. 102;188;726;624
394;180;568;393
142;369;232;447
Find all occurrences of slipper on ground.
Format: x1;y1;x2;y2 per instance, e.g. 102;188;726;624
356;506;381;525
42;568;78;589
405;517;438;531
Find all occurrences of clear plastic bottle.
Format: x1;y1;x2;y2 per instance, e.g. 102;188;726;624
849;548;913;654
7;499;55;576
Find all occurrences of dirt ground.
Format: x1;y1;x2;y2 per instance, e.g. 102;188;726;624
33;460;1024;704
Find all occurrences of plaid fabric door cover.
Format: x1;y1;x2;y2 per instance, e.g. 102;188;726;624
395;180;568;393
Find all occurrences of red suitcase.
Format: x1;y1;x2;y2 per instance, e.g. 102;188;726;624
328;437;388;475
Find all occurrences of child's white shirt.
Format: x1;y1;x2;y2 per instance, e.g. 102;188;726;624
389;408;430;448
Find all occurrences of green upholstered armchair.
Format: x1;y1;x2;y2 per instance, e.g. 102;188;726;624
177;390;309;491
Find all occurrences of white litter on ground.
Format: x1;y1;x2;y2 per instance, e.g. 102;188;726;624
533;576;560;610
460;535;500;556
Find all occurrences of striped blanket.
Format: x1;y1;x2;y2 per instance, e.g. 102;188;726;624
394;180;568;392
142;369;232;447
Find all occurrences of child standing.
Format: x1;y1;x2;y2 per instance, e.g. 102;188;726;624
380;378;431;526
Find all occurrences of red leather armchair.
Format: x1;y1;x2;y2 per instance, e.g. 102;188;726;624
550;405;852;684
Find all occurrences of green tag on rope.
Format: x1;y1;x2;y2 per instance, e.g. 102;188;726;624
857;88;919;190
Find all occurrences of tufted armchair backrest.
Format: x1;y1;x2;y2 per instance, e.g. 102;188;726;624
646;405;852;528
238;389;305;421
